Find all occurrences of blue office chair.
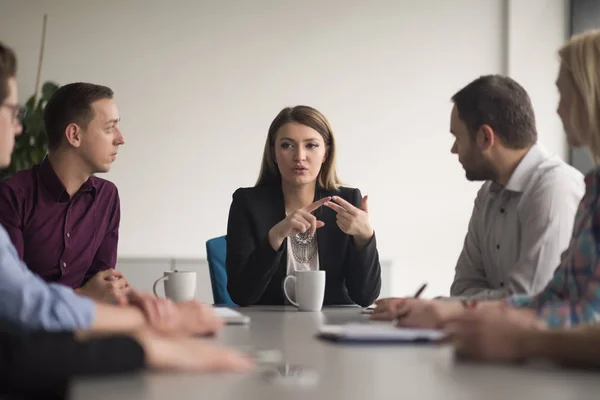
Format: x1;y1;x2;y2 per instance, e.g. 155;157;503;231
206;235;236;306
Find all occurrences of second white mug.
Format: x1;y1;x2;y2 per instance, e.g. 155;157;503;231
152;270;197;303
283;270;326;311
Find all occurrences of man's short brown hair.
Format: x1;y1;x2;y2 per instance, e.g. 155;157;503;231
451;75;537;149
44;82;114;150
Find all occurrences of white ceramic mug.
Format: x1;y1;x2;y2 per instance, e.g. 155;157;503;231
283;270;326;311
152;270;197;302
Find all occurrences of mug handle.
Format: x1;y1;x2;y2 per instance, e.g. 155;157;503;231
283;275;299;307
152;276;169;298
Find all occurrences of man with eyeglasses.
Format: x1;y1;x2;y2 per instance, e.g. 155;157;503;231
0;98;24;166
1;102;25;121
0;80;133;304
0;42;252;398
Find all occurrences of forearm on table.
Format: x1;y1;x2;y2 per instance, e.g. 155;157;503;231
522;326;600;368
344;269;381;306
227;240;284;305
435;299;504;323
0;330;145;399
432;300;467;322
89;303;147;333
344;234;381;305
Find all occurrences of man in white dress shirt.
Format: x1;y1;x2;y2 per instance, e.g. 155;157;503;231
447;75;584;300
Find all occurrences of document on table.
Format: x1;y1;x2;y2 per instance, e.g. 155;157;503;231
212;307;251;325
317;323;444;343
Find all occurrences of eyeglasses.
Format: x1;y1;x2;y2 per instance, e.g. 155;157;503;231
1;103;26;122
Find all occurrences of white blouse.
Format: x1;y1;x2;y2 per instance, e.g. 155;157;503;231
286;235;320;276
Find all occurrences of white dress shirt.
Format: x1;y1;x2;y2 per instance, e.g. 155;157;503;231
286;238;320;275
450;144;585;300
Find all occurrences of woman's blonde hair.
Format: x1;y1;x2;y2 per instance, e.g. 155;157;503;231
559;29;600;164
256;105;342;190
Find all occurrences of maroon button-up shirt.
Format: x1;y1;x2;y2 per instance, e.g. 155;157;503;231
0;157;120;288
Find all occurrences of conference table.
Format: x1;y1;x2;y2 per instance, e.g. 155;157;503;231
71;306;600;399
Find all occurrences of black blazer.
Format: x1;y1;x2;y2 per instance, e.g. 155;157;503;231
226;183;381;307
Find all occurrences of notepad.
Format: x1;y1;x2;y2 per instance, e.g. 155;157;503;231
213;307;251;325
317;323;444;343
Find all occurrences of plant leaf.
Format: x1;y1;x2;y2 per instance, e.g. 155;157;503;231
41;81;59;101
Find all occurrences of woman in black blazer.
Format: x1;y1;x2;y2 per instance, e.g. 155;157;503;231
226;106;381;307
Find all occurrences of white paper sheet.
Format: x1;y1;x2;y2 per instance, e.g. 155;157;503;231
319;323;444;341
212;307;251;324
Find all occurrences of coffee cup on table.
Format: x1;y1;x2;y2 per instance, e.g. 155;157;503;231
283;270;326;311
152;270;197;303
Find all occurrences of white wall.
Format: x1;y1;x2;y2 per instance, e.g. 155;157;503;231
0;0;568;298
507;0;570;162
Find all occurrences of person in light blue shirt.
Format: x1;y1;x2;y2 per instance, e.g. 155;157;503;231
0;224;96;331
0;42;221;335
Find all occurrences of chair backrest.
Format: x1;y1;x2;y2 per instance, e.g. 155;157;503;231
205;235;236;306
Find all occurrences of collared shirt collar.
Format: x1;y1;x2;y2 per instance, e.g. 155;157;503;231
489;144;547;193
39;156;97;202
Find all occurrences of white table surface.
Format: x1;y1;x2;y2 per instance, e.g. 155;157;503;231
70;306;600;400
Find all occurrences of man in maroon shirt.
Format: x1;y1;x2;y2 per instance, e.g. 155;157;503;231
0;82;129;303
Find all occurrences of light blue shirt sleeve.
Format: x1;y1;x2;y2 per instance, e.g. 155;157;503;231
0;225;96;331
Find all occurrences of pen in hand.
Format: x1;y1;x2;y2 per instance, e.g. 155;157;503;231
391;283;428;324
413;283;427;298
